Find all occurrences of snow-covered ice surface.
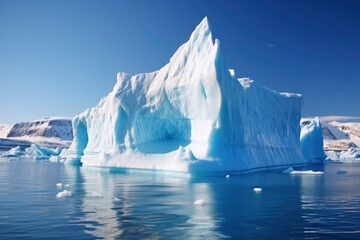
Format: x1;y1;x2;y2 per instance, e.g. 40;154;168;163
67;17;309;173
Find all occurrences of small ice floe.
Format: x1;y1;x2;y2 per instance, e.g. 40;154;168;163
64;184;70;188
336;170;348;174
56;183;63;188
225;174;230;178
91;192;103;198
2;146;25;157
194;199;205;205
56;190;72;198
113;197;122;202
290;170;324;175
253;187;262;192
282;167;294;174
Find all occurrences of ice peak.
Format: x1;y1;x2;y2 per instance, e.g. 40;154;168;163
188;17;213;46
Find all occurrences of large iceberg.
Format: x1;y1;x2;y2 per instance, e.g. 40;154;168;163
66;17;307;173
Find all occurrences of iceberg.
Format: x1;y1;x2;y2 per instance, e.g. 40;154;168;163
25;144;62;160
300;117;326;163
1;146;25;157
339;147;360;161
66;17;308;173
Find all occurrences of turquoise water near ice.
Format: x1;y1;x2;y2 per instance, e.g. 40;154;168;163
1;156;360;239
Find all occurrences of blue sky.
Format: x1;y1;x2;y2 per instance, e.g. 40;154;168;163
0;0;359;124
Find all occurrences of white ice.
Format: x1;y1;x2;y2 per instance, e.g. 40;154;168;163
25;144;62;160
290;170;324;175
66;17;314;173
1;146;24;157
193;199;205;205
56;190;72;198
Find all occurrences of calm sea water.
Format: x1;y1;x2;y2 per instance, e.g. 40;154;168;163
1;155;360;239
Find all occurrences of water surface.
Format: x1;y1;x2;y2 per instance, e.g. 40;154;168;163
0;156;359;239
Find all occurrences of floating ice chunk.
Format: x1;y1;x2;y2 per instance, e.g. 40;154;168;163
2;146;24;157
253;188;262;192
282;167;294;174
339;147;360;161
26;144;62;160
113;197;122;202
290;170;324;175
194;199;205;205
56;183;63;188
56;190;72;198
225;174;230;178
91;192;103;198
336;170;347;174
64;184;70;188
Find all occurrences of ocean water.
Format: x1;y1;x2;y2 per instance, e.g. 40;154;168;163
0;156;360;239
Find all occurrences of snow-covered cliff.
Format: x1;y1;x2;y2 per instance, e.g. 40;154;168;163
0;117;73;149
66;17;307;173
6;117;73;141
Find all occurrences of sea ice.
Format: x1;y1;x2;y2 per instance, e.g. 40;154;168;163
339;147;360;161
253;188;262;192
66;17;312;173
290;170;324;175
26;144;62;160
1;146;24;157
194;199;205;205
56;183;63;188
56;190;72;198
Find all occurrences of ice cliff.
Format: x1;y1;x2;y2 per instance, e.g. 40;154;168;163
300;117;326;162
66;17;307;173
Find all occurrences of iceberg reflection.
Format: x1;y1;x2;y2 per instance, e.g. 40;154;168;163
69;166;226;239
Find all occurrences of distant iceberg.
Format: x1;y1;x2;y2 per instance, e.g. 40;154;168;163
2;146;24;157
300;117;326;163
25;144;62;160
66;17;313;173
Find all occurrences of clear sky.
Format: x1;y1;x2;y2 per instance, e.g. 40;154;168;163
0;0;359;124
